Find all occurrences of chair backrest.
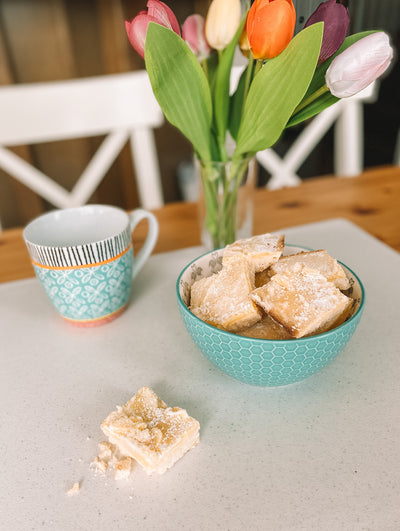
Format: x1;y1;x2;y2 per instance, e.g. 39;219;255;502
256;81;377;189
0;71;164;210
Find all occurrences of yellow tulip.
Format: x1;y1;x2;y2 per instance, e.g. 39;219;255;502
205;0;241;50
239;25;251;57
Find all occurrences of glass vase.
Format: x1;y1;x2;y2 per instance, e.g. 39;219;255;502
196;156;257;250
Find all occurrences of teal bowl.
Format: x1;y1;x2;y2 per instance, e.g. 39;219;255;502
176;246;365;387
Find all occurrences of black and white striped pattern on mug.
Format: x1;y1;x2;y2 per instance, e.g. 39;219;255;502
25;226;132;268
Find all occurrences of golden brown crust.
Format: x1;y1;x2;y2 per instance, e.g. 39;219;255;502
239;314;293;340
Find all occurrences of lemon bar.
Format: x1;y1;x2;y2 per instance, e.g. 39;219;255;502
268;249;350;290
223;233;284;272
190;257;261;332
250;266;353;338
101;387;200;475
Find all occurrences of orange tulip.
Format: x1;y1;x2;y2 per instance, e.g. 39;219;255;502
246;0;296;60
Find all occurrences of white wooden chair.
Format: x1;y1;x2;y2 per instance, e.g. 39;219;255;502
394;128;400;166
230;65;378;189
0;71;164;212
257;82;378;189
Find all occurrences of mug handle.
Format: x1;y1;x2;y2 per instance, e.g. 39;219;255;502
128;209;159;279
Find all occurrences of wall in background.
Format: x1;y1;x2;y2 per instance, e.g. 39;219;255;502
0;0;208;228
0;0;398;228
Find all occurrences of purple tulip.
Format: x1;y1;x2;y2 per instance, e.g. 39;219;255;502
182;14;211;61
326;32;393;98
305;0;349;64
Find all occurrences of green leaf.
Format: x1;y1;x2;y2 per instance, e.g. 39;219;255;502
229;62;254;141
145;23;213;161
204;52;219;95
286;92;339;127
212;14;247;159
234;23;323;158
286;30;377;127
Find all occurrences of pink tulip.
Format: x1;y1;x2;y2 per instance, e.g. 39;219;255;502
125;0;181;58
326;32;393;98
182;14;211;61
304;0;349;64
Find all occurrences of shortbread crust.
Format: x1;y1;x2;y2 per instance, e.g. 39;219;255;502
239;314;293;340
101;387;200;475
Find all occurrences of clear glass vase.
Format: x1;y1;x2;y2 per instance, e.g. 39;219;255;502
196;156;257;250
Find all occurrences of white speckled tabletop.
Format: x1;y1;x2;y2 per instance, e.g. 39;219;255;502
1;218;400;531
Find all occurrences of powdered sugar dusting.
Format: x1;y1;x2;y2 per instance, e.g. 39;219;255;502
190;256;261;332
223;233;284;272
250;266;352;337
269;249;349;290
102;388;197;452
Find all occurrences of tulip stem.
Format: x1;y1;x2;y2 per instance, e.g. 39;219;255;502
243;53;254;102
293;84;329;115
201;59;209;83
254;59;263;77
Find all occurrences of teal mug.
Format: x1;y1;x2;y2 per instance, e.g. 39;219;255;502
23;205;158;326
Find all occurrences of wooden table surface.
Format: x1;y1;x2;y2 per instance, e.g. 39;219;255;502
1;165;399;284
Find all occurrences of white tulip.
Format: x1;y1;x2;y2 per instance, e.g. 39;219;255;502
205;0;241;51
325;32;393;98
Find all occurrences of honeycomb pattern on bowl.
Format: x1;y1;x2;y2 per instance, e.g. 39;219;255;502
178;304;363;386
176;246;365;387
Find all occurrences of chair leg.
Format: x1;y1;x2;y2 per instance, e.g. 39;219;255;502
130;129;163;210
334;99;363;177
394;129;400;166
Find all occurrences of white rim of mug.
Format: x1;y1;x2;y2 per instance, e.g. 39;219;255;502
23;206;132;269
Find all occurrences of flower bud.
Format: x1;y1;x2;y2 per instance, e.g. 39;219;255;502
205;0;241;51
239;25;251;58
304;0;350;64
246;0;296;60
125;0;180;59
326;32;393;98
182;14;211;61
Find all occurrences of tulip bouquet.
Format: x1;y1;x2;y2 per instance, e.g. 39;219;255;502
125;0;393;248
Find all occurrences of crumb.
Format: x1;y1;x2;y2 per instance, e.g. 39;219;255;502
90;441;135;480
67;482;80;496
90;456;108;474
98;441;113;460
114;457;132;480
